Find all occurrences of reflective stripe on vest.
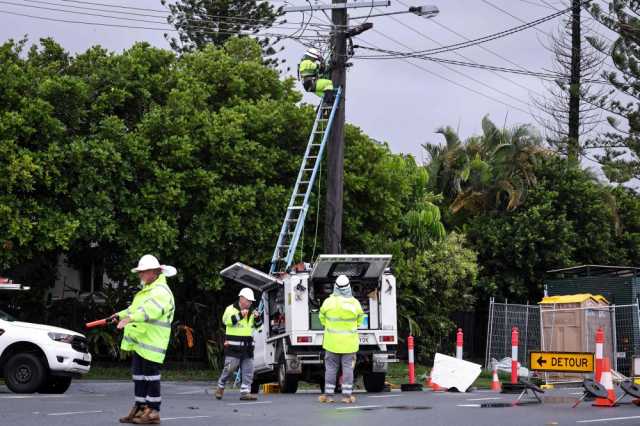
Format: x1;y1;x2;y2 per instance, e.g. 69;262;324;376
123;336;167;355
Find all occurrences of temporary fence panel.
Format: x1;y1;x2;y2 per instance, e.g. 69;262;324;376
485;298;640;380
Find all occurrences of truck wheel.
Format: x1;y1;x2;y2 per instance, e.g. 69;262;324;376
39;376;72;394
4;353;46;394
278;359;299;394
363;372;386;393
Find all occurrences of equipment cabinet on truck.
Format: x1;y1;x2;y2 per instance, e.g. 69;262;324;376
221;254;398;393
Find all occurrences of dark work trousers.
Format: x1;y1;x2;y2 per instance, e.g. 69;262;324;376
132;352;162;411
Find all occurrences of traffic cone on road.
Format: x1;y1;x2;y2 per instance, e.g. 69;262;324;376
490;365;502;392
593;357;616;407
431;381;447;392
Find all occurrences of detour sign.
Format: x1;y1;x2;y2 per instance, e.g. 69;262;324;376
529;351;594;373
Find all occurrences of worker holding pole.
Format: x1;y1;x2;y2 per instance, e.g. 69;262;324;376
114;254;177;425
215;288;262;401
318;274;365;404
298;48;334;98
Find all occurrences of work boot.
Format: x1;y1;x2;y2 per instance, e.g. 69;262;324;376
132;407;160;425
214;387;224;400
341;395;356;404
119;405;144;423
318;394;335;403
239;393;257;401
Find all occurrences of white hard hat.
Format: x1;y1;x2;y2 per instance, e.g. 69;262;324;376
306;47;322;59
335;275;350;287
239;287;256;302
131;254;177;277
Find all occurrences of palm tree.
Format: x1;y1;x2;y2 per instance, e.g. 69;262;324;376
424;116;552;215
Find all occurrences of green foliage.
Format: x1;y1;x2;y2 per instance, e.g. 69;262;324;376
585;1;640;183
424;115;549;221
163;0;283;64
0;38;310;292
395;232;478;362
466;157;635;302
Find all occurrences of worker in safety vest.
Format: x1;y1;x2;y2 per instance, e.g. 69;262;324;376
298;48;334;98
318;274;365;404
114;254;176;425
215;287;263;400
298;48;325;91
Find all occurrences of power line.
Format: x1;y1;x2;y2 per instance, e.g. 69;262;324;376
363;28;534;111
34;0;334;27
353;48;608;83
17;0;327;30
394;0;545;96
389;6;572;56
355;37;535;116
374;2;546;98
0;8;325;40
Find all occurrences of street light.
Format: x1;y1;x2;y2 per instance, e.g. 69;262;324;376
349;4;439;19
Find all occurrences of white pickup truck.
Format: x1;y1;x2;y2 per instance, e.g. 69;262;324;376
0;282;92;393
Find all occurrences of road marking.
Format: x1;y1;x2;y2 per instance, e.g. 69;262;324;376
227;401;273;406
164;416;211;421
577;416;640;423
569;392;584;395
466;397;502;401
177;390;205;395
336;405;382;410
368;394;402;398
457;404;481;407
48;410;104;416
0;395;65;399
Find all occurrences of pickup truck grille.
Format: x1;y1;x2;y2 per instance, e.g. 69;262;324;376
72;336;89;353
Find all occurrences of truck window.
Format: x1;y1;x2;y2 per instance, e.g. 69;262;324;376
0;309;16;321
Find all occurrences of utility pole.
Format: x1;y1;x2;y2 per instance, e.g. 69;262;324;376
568;0;581;162
325;0;348;255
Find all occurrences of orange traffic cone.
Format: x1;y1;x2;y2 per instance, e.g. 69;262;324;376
431;381;447;392
491;365;502;392
593;357;616;407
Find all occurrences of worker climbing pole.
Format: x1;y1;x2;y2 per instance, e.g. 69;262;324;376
287;1;382;257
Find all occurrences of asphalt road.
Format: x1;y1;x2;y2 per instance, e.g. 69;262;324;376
2;381;640;426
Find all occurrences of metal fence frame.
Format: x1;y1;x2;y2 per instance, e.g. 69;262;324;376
485;298;640;379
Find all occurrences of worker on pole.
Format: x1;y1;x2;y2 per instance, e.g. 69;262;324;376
215;288;262;400
298;48;334;98
318;274;365;404
114;254;176;425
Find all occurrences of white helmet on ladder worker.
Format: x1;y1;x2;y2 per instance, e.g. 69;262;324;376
305;47;322;60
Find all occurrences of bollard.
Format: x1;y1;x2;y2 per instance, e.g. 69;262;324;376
456;328;463;360
401;335;423;391
408;335;416;384
595;327;604;383
511;327;519;384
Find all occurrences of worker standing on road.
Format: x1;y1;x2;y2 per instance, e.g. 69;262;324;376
113;254;176;425
215;288;262;401
319;274;365;404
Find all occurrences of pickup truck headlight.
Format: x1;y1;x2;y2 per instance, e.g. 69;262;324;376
48;332;75;344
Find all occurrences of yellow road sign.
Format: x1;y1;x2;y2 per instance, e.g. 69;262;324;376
529;351;594;373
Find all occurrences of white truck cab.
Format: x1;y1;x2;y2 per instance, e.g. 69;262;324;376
221;254;398;393
0;281;91;393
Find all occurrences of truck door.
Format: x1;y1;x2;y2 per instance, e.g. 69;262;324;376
220;263;281;373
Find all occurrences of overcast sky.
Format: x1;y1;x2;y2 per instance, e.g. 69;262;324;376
0;0;619;169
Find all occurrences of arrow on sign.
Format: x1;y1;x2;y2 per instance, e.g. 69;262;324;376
537;356;547;367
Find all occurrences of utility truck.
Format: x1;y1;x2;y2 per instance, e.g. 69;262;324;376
220;89;398;393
